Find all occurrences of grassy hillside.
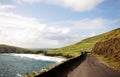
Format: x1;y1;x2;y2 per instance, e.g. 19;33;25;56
92;28;120;69
0;44;36;53
46;28;120;57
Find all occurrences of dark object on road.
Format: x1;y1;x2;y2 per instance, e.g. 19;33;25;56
81;51;87;55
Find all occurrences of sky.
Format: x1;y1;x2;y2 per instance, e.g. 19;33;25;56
0;0;120;48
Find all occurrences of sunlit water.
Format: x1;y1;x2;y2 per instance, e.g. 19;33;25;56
0;54;59;77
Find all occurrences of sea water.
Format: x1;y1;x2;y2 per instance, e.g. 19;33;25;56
0;54;64;77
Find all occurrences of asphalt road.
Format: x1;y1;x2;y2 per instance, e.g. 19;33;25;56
67;55;120;77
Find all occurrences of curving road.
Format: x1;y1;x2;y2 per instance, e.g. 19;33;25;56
67;55;120;77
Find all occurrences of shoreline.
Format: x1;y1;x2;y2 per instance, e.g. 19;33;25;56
1;53;66;63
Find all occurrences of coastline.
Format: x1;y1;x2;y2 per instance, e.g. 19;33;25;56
4;53;66;63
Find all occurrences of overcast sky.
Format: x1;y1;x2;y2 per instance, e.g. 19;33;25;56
0;0;120;48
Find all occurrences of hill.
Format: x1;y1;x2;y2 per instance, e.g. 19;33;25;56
0;44;35;53
46;28;120;57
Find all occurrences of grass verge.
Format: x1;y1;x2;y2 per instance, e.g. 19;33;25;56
94;54;120;71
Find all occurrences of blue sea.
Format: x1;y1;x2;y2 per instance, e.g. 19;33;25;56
0;54;57;77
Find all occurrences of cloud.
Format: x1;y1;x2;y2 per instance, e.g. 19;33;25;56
44;18;112;45
15;0;104;12
90;33;96;37
0;4;15;11
0;12;77;48
15;0;42;4
0;12;118;48
51;18;109;30
44;28;79;44
72;18;107;30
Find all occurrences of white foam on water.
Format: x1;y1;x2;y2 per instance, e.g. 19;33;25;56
16;73;23;77
11;54;65;63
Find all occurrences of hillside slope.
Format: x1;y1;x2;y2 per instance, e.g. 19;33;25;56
92;28;120;69
0;44;35;53
47;28;120;57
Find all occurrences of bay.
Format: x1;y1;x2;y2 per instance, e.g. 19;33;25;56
0;54;58;77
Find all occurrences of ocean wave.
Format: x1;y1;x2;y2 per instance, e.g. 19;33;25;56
16;73;23;77
11;54;65;62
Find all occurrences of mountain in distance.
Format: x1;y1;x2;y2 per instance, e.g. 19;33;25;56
30;48;55;51
0;44;35;53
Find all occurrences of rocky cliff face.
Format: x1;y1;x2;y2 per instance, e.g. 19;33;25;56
92;38;120;61
92;28;120;69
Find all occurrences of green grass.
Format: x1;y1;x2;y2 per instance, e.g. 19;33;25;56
95;54;120;70
0;44;36;53
46;35;102;57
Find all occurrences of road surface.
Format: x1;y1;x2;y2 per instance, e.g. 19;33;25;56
67;55;120;77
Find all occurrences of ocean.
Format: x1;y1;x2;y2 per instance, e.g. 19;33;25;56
0;54;64;77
